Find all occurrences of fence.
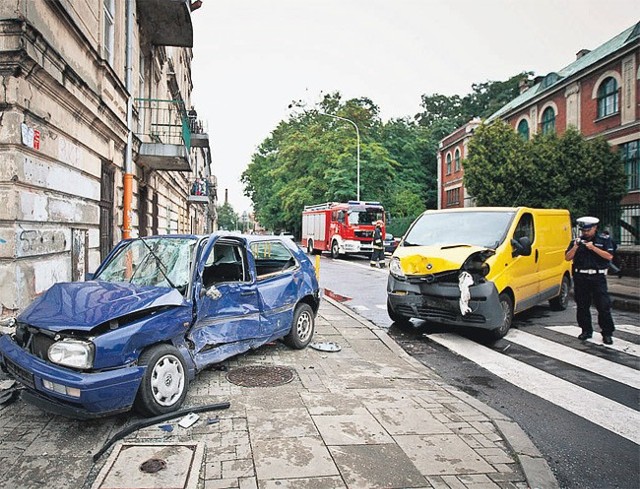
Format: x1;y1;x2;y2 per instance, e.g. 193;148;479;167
591;202;639;246
135;98;191;153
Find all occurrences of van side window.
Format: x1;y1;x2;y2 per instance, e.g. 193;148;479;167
514;213;535;243
202;243;247;287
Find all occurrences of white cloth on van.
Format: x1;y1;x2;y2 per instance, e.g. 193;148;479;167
458;271;474;315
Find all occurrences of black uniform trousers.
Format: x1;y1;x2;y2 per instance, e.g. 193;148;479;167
573;272;615;336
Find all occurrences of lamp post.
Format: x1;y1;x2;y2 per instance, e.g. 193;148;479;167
317;112;361;201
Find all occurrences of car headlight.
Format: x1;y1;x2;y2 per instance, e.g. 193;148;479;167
389;257;405;279
48;339;94;369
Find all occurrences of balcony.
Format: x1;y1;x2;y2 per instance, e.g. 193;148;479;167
188;176;217;203
135;98;192;172
137;0;193;48
187;110;210;148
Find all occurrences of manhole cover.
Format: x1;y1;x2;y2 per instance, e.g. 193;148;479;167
309;341;341;352
226;365;295;387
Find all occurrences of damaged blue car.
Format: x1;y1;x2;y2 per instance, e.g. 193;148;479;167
0;233;320;418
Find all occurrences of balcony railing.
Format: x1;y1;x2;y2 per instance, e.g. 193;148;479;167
135;98;192;171
188;177;217;203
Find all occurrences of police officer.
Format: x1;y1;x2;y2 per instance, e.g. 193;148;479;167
565;216;616;344
370;220;385;268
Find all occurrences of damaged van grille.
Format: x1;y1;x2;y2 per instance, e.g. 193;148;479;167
395;304;486;324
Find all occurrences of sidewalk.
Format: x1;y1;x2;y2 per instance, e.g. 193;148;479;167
0;297;557;489
606;274;640;312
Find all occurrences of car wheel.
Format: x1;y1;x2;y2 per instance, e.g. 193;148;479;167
387;298;411;325
331;240;340;259
134;344;188;417
307;239;314;254
489;293;513;340
284;303;315;349
549;275;570;311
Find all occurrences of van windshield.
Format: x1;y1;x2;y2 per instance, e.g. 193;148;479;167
348;207;384;225
403;211;515;249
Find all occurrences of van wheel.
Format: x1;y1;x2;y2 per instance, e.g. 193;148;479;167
490;293;513;340
387;298;411;325
549;275;570;311
284;303;315;349
134;344;188;417
307;239;314;254
331;240;340;259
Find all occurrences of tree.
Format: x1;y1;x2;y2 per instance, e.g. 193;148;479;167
464;123;627;218
216;202;239;231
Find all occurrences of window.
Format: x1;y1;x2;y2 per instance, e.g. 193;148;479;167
517;119;530;141
446;153;452;175
597;77;619;118
513;213;535;244
454;149;461;172
621;140;639;191
541;107;556;135
445;187;460;207
203;242;247;286
250;241;297;279
103;0;115;65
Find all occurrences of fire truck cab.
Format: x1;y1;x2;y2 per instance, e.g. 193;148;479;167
302;201;385;258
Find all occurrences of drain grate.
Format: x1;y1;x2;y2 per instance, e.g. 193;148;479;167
226;365;295;387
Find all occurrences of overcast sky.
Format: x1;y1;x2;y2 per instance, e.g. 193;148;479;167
191;1;640;214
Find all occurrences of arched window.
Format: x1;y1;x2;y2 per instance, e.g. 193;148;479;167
517;119;530;141
446;153;452;175
597;77;618;118
541;107;556;135
454;149;461;171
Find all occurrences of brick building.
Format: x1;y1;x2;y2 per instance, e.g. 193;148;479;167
0;0;216;313
437;22;639;243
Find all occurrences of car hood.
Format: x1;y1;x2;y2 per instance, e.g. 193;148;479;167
18;281;187;332
394;244;495;275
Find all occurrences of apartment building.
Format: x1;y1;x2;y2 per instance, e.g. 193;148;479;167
437;22;639;242
0;0;216;313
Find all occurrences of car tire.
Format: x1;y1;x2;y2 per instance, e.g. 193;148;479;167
489;293;513;340
331;240;340;259
549;275;570;311
387;298;411;325
284;303;315;349
134;344;188;417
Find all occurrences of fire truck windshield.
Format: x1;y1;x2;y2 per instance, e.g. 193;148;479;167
347;208;384;225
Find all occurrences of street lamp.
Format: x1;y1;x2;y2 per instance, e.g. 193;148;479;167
317;112;361;201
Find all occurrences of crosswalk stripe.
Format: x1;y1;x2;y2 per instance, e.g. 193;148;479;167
506;329;640;389
351;305;369;311
375;304;386;310
547;326;640;357
614;324;640;335
428;333;640;444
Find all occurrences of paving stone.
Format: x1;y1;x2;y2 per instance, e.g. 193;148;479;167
329;443;427;489
312;409;393;445
2;456;93;489
366;405;452;435
246;407;318;439
259;476;347;488
222;458;254;479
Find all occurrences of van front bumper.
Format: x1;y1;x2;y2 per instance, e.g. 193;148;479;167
387;274;503;330
0;335;143;419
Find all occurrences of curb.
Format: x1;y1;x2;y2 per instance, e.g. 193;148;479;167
322;294;560;489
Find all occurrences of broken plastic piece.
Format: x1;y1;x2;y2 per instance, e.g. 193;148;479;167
178;412;199;428
158;424;173;432
207;417;219;425
458;271;474;315
309;341;341;352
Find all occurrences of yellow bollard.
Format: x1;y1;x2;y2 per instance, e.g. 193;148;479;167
315;254;320;280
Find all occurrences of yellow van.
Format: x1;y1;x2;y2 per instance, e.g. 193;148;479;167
387;207;573;339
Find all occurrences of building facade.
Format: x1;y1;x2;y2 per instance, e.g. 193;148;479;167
0;0;216;314
437;22;639;243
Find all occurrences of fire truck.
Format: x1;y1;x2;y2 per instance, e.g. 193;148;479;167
302;201;385;258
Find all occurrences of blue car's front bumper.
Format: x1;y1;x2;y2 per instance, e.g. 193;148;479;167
0;335;144;419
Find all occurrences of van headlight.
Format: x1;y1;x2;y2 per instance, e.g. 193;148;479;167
48;339;94;369
389;257;405;279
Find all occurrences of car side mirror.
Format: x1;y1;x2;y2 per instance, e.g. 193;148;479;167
511;236;532;257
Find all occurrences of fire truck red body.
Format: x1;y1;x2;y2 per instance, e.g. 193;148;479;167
301;201;385;258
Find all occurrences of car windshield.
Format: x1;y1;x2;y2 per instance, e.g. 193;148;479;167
95;237;197;290
403;211;515;249
348;207;384;225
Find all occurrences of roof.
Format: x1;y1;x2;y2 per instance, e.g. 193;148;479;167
487;22;640;122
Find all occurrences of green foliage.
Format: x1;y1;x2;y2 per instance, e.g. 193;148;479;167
464;124;627;218
216;202;239;231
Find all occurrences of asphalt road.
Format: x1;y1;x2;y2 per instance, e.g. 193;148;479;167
317;253;640;489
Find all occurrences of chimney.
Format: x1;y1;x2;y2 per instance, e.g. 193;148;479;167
518;77;531;94
225;188;228;204
576;48;591;60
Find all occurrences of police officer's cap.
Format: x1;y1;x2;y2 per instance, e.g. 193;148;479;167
577;216;599;229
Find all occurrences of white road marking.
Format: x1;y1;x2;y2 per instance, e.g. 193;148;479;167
427;333;640;444
613;324;640;335
547;326;639;357
506;329;640;389
351;305;369;311
375;304;387;310
324;257;389;273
